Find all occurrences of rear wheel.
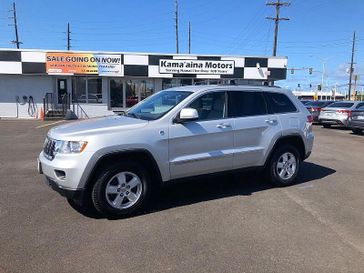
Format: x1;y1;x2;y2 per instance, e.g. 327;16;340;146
352;129;363;134
323;124;331;128
266;145;301;187
91;160;151;217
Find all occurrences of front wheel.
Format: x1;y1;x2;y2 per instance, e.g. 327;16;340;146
91;161;151;217
266;145;301;187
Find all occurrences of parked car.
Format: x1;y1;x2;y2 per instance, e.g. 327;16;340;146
318;101;364;128
38;85;314;217
348;105;364;134
305;100;334;122
300;100;314;106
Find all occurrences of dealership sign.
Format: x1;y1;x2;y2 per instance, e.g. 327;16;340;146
159;59;234;75
46;53;123;76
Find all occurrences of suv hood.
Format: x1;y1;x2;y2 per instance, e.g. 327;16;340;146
48;115;148;139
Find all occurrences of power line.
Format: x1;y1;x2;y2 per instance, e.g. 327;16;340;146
9;2;22;48
266;0;290;56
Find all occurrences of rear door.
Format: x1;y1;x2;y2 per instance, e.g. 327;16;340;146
228;90;282;168
264;92;302;136
169;91;234;179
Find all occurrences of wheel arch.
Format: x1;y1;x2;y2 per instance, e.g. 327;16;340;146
265;134;306;166
84;149;163;191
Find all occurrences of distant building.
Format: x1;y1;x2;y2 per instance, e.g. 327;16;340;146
0;48;288;119
292;90;345;100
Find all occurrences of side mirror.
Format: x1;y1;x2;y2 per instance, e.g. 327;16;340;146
176;108;199;123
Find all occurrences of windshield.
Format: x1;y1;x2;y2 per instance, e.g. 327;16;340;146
126;90;192;120
327;102;354;108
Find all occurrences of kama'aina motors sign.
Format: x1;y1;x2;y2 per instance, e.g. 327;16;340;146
159;59;235;75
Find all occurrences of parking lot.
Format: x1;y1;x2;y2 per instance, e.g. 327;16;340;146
0;120;363;273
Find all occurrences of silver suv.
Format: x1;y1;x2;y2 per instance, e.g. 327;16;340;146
38;85;314;217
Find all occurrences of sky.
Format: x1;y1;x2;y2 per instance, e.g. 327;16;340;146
0;0;363;94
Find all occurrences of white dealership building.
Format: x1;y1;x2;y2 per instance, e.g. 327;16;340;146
0;48;287;119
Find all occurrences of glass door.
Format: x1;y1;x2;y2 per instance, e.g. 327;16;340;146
57;78;68;104
109;79;124;109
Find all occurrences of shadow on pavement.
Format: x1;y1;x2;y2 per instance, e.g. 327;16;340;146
69;162;336;219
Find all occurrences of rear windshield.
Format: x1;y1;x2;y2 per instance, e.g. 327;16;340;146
306;101;327;107
327;102;354;108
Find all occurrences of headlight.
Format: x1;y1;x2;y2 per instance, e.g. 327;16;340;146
54;140;88;154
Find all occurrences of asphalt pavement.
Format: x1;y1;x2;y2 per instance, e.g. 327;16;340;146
0;120;363;273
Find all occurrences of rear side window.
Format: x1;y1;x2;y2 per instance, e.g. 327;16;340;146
355;103;364;109
264;92;297;114
228;91;267;117
327;102;354;108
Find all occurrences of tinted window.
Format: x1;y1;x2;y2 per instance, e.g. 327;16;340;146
306;101;328;107
228;91;267;117
188;92;226;121
355;103;364;109
265;92;297;114
327;102;354;108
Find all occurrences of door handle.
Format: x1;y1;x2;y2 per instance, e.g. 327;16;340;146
217;123;232;129
265;119;278;125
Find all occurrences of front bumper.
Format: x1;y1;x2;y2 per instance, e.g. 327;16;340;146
44;176;84;203
38;150;94;190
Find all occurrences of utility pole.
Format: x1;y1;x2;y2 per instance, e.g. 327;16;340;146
175;0;179;54
10;2;21;48
67;23;71;51
266;0;290;56
348;31;356;100
321;62;325;100
188;21;191;54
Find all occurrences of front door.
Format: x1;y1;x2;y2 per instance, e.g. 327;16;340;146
57;79;68;104
168;91;234;179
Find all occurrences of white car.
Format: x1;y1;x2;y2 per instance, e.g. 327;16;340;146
38;85;314;217
318;101;364;128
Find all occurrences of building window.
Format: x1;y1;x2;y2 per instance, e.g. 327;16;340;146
126;81;139;107
140;80;154;101
88;78;102;103
73;77;87;103
125;79;155;108
72;77;102;104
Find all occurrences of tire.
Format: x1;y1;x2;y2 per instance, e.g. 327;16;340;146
266;144;301;187
323;124;331;128
352;129;363;134
91;160;151;217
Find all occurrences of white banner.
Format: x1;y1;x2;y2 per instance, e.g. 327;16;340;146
159;59;235;75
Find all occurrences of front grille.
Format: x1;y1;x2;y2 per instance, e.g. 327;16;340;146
43;138;56;160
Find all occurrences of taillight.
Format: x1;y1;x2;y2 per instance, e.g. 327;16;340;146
336;110;352;117
307;115;313;123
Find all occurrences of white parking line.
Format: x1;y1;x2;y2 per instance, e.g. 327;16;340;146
36;120;65;129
